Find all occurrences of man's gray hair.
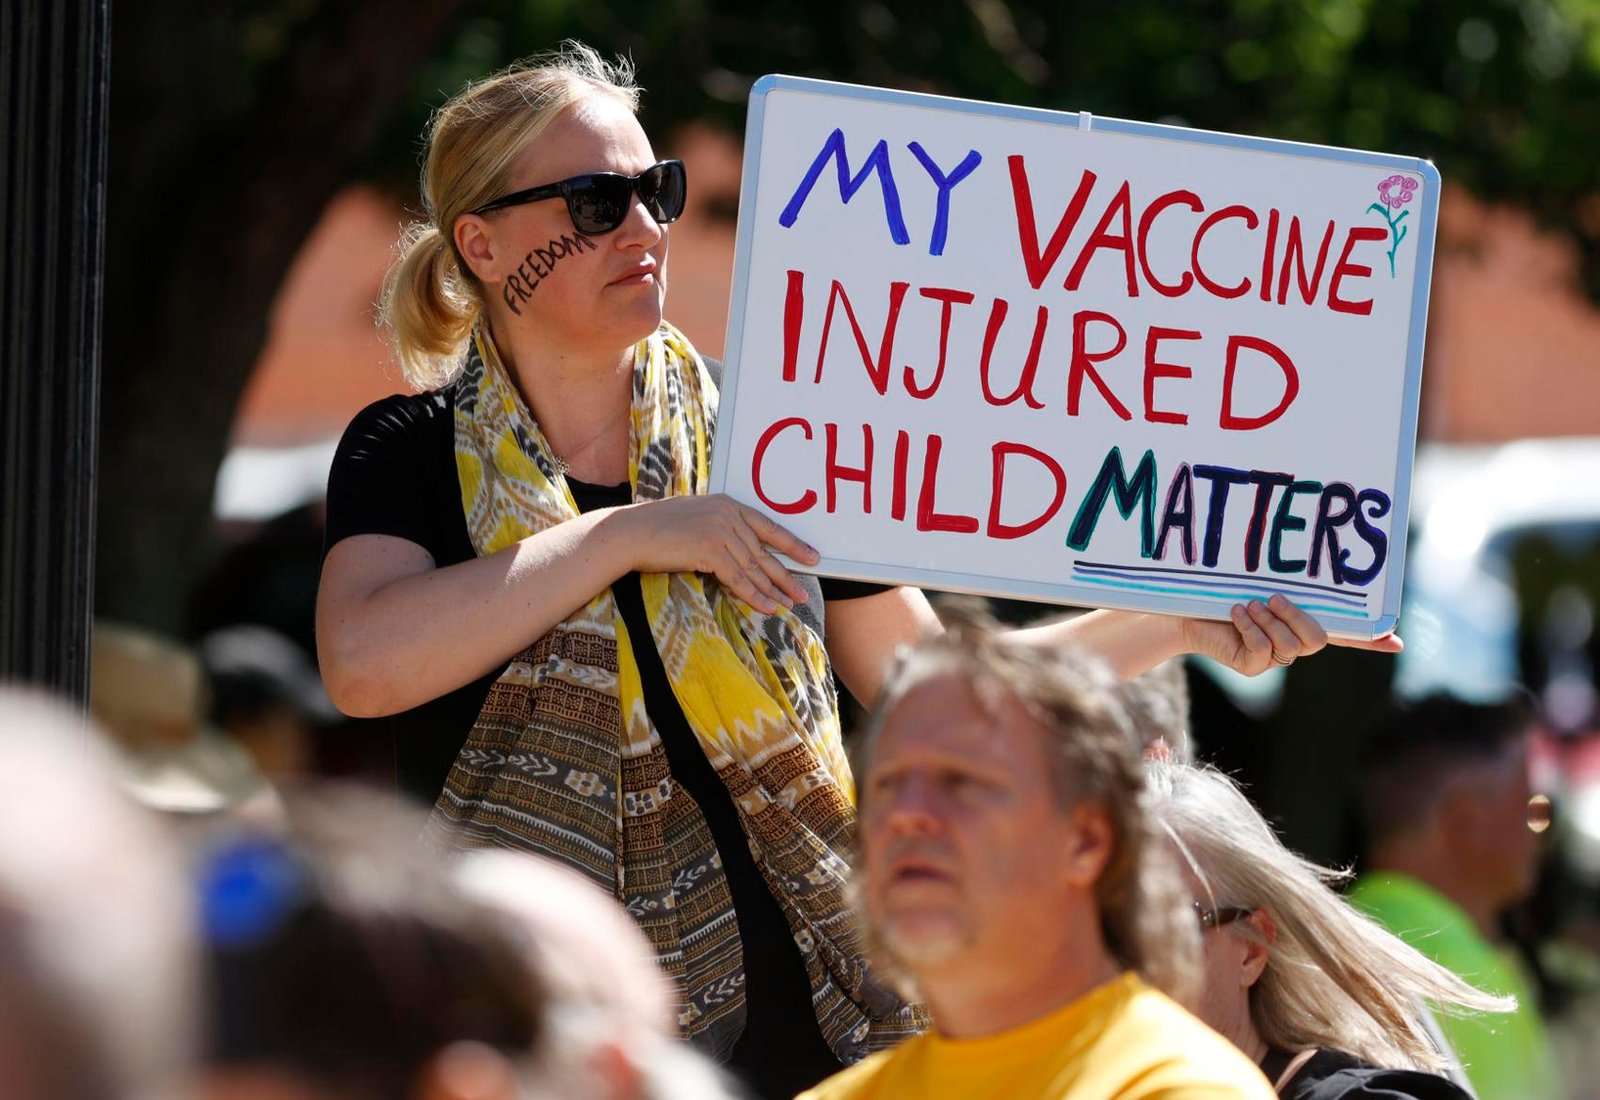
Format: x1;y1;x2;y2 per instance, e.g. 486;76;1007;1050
1116;659;1192;762
857;605;1200;1005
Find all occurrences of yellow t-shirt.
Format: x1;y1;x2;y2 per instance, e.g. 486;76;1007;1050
797;972;1274;1100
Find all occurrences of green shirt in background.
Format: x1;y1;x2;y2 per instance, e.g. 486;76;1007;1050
1351;872;1560;1100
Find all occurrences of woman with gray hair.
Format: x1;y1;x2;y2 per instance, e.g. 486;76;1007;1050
1146;760;1513;1100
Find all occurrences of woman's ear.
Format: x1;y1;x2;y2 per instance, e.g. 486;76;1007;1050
453;214;500;284
1238;908;1276;989
411;1041;521;1100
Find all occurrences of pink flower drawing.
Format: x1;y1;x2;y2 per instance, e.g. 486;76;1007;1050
1367;175;1420;276
1377;174;1418;210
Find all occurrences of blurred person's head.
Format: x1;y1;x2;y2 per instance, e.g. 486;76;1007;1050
198;784;543;1100
200;625;339;779
1117;659;1192;762
456;851;741;1100
90;619;209;751
1360;693;1541;918
0;689;196;1100
91;621;270;815
382;41;648;389
1148;760;1514;1072
855;608;1199;1034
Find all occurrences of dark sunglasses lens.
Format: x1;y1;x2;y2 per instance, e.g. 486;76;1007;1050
642;162;686;223
566;176;633;235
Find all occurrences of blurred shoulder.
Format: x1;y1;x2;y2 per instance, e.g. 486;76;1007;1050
1282;1050;1472;1100
1109;982;1277;1099
796;1047;899;1100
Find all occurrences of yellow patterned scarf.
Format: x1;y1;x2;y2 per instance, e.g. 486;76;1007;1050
427;322;922;1062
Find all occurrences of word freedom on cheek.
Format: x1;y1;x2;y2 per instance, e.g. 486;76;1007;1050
502;232;597;314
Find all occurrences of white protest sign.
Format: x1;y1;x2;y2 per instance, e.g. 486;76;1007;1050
708;76;1438;639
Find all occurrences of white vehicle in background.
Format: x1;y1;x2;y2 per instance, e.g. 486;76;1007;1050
1400;438;1600;880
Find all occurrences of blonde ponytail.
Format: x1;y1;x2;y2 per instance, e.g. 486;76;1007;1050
380;223;479;389
378;41;641;390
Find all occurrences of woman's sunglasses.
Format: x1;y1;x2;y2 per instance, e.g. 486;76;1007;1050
1193;901;1254;930
468;159;687;236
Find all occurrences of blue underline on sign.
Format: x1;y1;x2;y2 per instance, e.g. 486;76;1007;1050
1071;564;1369;610
1070;574;1371;618
1073;560;1369;599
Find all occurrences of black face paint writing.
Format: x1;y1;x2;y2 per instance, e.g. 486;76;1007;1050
501;231;598;314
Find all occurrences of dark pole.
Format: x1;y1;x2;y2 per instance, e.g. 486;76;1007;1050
0;0;112;703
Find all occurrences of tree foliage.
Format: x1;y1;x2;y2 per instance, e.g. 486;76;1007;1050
383;0;1600;286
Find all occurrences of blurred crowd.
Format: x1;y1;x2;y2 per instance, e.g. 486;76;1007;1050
5;407;1596;1099
0;685;740;1100
3;580;1596;1098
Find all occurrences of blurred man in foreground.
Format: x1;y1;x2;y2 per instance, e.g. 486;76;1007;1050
800;616;1274;1100
0;689;196;1100
1352;693;1560;1100
197;785;543;1100
457;850;741;1099
198;783;738;1100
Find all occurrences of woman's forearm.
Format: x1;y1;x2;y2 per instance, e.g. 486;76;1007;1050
1009;609;1189;680
318;491;820;717
317;507;637;717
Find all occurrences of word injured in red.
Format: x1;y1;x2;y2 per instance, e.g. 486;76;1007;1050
780;272;1303;431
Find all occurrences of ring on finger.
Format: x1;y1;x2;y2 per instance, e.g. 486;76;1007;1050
1270;650;1297;667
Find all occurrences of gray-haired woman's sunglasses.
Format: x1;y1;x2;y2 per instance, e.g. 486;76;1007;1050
1194;901;1255;930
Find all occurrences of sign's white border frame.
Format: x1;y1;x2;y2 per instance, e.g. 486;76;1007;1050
709;74;1441;641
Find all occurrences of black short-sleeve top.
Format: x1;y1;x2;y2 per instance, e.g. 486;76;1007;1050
322;384;887;802
1263;1048;1474;1100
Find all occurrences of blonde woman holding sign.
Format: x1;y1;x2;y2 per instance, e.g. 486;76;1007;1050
314;43;1398;1098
